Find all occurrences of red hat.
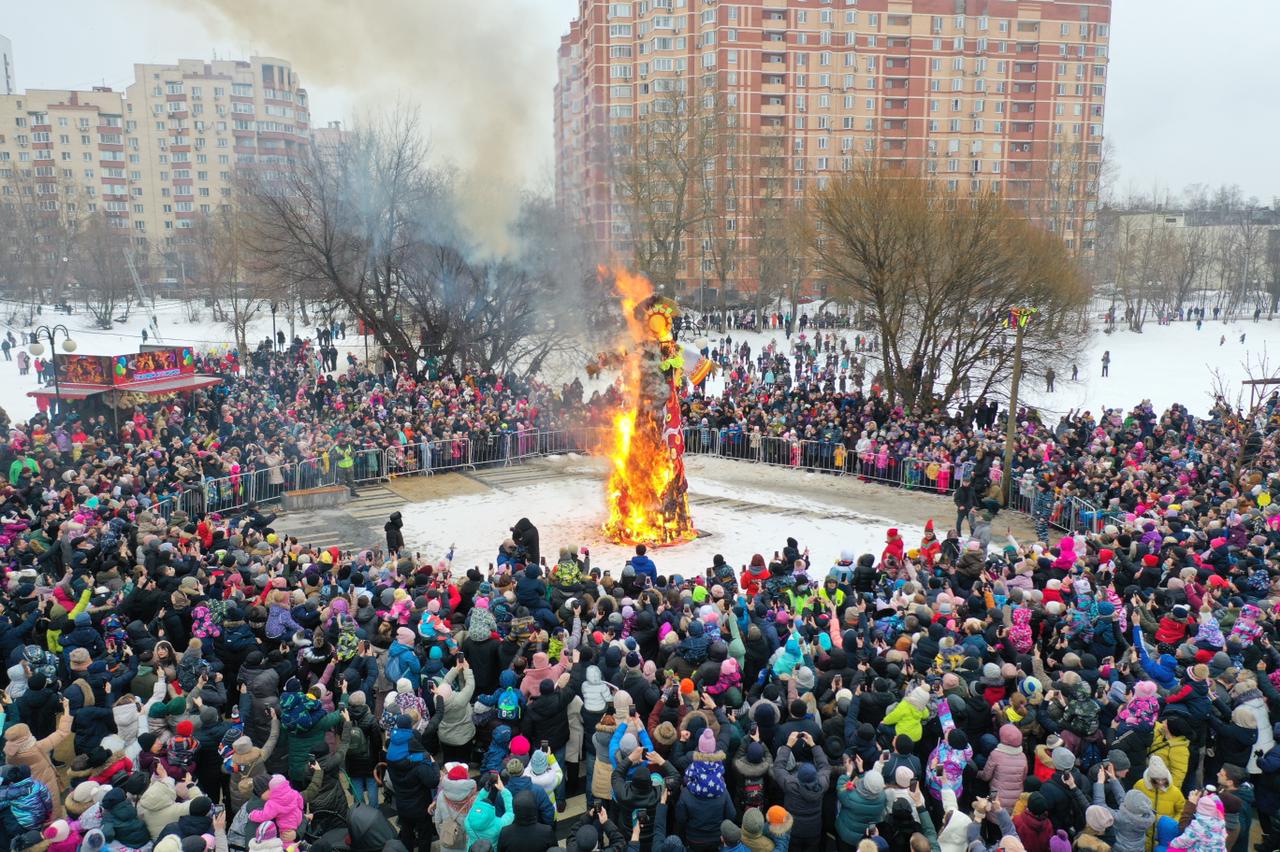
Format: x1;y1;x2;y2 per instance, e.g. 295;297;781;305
1208;574;1230;589
1098;548;1114;564
1141;554;1159;567
447;765;469;781
679;678;696;695
887;528;899;538
925;519;934;533
510;735;530;756
176;720;194;737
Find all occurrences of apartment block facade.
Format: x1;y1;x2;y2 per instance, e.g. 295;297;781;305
0;35;15;96
556;0;1112;301
0;56;308;250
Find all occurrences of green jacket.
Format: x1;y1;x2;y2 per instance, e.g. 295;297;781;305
7;457;37;484
337;445;355;469
286;710;343;781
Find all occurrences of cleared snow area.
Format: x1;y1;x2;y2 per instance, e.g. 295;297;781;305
397;459;923;578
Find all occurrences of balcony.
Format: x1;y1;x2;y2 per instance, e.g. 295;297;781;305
763;82;785;96
763;60;786;74
761;102;785;116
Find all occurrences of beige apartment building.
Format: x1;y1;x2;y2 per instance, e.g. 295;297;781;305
556;0;1113;302
0;56;308;254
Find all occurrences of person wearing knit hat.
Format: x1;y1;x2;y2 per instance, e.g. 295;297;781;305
720;820;742;847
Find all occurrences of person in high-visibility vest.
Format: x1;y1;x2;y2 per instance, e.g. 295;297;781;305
336;440;356;495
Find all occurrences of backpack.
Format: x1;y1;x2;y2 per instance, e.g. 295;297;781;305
347;723;371;762
437;792;476;849
496;687;522;722
1063;696;1100;738
168;735;197;770
385;649;407;684
741;774;765;811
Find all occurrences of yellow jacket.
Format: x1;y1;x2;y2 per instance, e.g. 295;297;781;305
882;696;930;742
1134;778;1184;850
1148;729;1190;791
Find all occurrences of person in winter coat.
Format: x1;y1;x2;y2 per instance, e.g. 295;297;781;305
770;739;831;852
497;790;557;852
344;693;383;807
307;719;353;823
1099;778;1155;852
386;627;422;686
510;518;541;568
835;756;887;848
137;779;196;840
100;788;152;851
385;512;405;554
1134;756;1185;847
882;686;931;742
521;672;575;800
386;735;440;852
434;763;480;852
1148;718;1191;792
611;749;679;845
1013;792;1055;852
436;663;477;763
675;728;735;849
1;702;72;819
465;780;515;849
978;724;1029;810
1167;791;1228;851
740;805;794;852
250;774;306;842
226;711;280;814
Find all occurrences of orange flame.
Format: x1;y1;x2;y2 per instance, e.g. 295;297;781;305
599;267;697;547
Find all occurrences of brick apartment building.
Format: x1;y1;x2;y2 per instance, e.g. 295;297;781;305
0;55;308;254
555;0;1112;303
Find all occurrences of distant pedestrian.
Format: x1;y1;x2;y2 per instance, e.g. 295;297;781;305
1100;350;1110;377
1240;333;1246;344
0;338;10;361
141;328;148;343
16;350;29;375
1220;335;1226;346
1045;367;1055;393
1070;363;1078;382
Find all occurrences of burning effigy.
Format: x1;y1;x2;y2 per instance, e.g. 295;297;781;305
600;269;714;546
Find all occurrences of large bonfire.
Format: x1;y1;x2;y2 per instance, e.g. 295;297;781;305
600;269;712;547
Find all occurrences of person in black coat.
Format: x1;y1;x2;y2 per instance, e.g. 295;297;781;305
386;749;440;852
15;673;60;739
385;512;404;555
497;791;557;852
510;517;540;567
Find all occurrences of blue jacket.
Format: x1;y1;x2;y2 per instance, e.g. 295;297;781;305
385;641;422;685
505;774;554;826
1132;626;1178;690
628;555;658;584
482;726;514;773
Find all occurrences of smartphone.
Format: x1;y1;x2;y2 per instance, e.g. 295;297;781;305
211;804;225;817
541;739;549;753
909;779;919;793
881;750;890;762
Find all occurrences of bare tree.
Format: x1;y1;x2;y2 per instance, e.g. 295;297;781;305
68;213;137;329
241;111;435;362
610;76;718;297
813;162;1088;410
0;170;79;322
185;207;266;360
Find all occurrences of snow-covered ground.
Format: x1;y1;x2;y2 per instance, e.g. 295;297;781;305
0;299;364;422
396;456;923;577
2;297;1276;424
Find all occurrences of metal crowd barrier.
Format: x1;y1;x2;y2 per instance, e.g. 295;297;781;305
135;425;1102;537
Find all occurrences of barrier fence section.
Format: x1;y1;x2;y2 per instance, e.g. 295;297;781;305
146;426;1096;536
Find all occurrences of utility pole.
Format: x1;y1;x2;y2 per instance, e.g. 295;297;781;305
1002;307;1035;505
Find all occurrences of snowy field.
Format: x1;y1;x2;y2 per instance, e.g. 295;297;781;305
1;297;1276;424
396;456;923;577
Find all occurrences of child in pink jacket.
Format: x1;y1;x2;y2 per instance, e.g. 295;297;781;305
250;774;305;841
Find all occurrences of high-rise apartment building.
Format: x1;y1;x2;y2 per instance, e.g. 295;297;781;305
0;35;15;96
556;0;1112;301
0;55;307;249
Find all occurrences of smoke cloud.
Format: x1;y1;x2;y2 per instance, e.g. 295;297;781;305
184;0;565;253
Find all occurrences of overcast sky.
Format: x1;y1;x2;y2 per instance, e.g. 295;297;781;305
3;0;1277;205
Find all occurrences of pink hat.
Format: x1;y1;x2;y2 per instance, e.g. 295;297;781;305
1196;793;1223;819
698;728;717;754
396;627;415;645
1134;680;1157;699
510;735;531;756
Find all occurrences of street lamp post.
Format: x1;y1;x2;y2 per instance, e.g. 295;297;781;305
27;324;78;418
270;302;278;350
1001;308;1036;506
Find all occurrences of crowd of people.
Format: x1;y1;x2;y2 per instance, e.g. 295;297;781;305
0;329;1276;852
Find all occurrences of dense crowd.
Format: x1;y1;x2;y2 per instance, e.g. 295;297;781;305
0;333;1276;852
